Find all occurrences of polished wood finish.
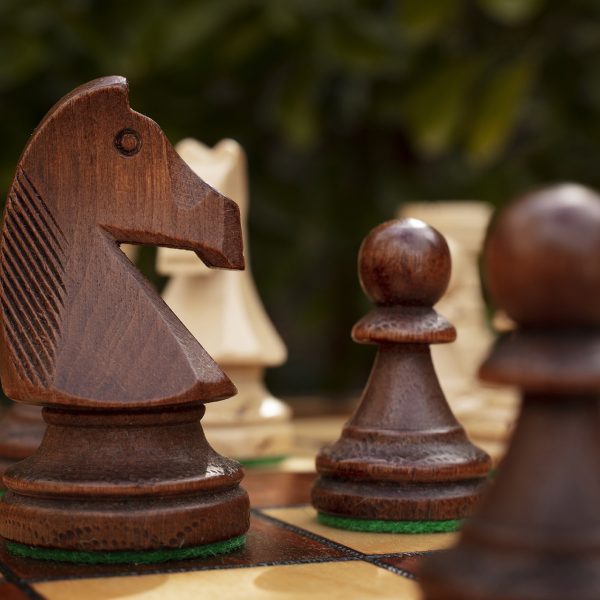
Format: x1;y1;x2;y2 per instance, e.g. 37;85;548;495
0;76;250;551
400;202;517;463
421;184;600;599
0;405;44;476
312;219;491;521
0;472;328;584
0;471;427;595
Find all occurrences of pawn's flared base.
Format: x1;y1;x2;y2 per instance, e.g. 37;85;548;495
312;475;488;522
317;512;461;534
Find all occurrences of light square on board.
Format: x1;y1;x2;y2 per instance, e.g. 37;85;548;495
33;560;420;600
262;506;457;554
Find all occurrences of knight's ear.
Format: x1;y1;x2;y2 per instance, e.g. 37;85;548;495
41;76;130;129
16;76;131;172
70;76;130;112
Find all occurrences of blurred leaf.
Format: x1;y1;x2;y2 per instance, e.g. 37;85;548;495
220;19;266;67
466;60;535;163
277;83;320;148
478;0;545;24
2;0;600;396
158;0;245;65
397;0;461;43
0;39;46;86
263;0;303;35
324;16;398;73
401;60;481;156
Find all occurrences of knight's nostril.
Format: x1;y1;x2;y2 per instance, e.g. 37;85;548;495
114;129;141;156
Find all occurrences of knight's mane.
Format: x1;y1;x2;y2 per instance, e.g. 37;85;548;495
0;168;67;385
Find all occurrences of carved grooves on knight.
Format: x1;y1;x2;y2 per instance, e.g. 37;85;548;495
0;169;67;386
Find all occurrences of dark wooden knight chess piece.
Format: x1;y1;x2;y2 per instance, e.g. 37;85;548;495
0;404;44;478
312;219;491;532
421;184;600;599
0;76;250;562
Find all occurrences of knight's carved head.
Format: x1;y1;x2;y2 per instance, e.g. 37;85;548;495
0;76;243;404
16;76;243;269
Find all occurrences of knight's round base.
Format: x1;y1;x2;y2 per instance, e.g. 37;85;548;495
312;476;487;522
317;512;461;534
203;420;293;463
0;487;249;553
5;535;246;565
0;404;46;486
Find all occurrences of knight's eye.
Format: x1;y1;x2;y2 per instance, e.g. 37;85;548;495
114;128;141;156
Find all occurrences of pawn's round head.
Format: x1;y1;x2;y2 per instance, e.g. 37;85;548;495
485;184;600;327
358;219;451;307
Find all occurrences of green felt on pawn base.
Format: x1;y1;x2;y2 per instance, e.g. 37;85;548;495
317;512;462;534
239;455;287;468
6;535;246;565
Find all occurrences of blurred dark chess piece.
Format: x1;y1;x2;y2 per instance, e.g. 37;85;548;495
0;76;250;563
421;184;600;599
0;404;45;478
311;219;491;533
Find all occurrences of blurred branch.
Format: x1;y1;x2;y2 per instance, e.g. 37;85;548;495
1;0;600;395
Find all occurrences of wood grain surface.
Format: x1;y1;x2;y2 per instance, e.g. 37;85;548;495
312;219;491;521
0;76;250;551
421;185;600;599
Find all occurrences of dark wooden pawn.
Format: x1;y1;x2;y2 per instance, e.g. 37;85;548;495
421;184;600;600
312;219;491;525
0;76;250;556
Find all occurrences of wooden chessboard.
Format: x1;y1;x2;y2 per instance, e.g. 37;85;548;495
0;415;461;599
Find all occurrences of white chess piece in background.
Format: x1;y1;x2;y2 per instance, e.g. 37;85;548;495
399;202;518;463
157;138;292;462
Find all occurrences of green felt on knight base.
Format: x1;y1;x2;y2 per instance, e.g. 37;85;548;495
317;512;462;534
5;535;246;565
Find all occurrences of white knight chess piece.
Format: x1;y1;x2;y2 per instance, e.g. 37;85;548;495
157;138;292;462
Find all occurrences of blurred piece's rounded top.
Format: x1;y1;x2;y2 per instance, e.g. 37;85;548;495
358;219;451;307
485;184;600;327
400;201;492;253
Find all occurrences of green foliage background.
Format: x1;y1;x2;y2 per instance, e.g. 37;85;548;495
1;0;599;396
